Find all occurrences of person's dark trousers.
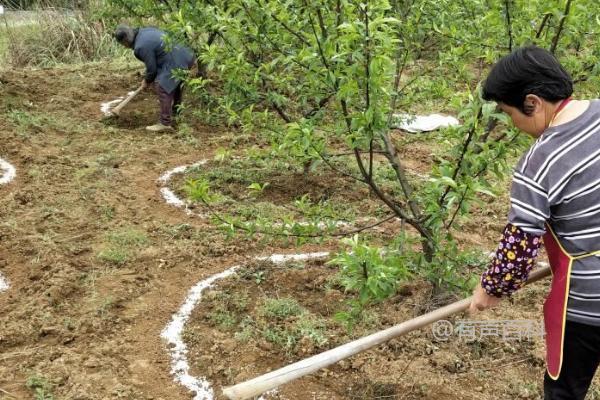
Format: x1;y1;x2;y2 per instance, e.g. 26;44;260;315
154;83;183;126
544;320;600;399
172;84;183;117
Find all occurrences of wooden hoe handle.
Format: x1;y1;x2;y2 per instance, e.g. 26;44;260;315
111;86;144;116
222;265;551;400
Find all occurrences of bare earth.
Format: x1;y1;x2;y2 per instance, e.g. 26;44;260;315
2;62;599;400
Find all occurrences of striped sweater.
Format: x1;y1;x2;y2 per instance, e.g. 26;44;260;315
508;99;600;325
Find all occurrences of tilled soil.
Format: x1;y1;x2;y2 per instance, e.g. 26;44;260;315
0;63;326;399
185;257;551;400
0;62;587;400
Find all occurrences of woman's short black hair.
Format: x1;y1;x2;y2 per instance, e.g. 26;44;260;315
482;46;573;114
114;25;136;47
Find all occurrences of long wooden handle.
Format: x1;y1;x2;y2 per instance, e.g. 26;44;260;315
111;86;143;116
223;264;551;400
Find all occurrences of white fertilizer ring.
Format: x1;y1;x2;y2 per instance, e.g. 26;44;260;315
0;157;15;293
0;271;9;293
161;252;329;400
0;157;16;185
0;276;8;292
157;161;391;231
157;160;208;217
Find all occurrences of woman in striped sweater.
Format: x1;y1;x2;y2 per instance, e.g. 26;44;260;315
470;45;600;400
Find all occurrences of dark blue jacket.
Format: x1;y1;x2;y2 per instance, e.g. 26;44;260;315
133;27;195;94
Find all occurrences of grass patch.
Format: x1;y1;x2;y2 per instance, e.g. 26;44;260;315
97;248;129;265
5;109;91;138
106;228;148;247
233;316;255;342
99;205;115;221
260;313;328;351
96;296;116;318
259;298;303;319
208;309;237;329
6;110;46;136
204;289;250;331
179;155;386;234
97;227;148;265
234;295;329;352
73;152;124;188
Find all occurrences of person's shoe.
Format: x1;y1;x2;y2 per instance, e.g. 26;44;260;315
146;123;174;132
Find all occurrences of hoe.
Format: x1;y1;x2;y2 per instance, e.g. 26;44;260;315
103;84;144;118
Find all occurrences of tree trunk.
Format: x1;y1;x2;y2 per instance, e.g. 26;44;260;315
421;235;434;262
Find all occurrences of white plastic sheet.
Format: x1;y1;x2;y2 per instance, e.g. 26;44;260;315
391;113;460;133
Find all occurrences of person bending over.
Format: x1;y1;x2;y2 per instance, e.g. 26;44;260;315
114;25;195;132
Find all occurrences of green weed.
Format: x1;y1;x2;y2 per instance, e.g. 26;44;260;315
26;374;54;400
252;270;267;284
260;313;328;351
96;296;115;318
251;296;330;352
181;156;361;232
7;110;46;136
295;314;328;346
208;310;237;329
106;229;148;247
97;228;148;265
234;316;255;342
262;326;296;349
205;290;250;330
175;122;199;146
6;108;88;137
99;205;115;221
97;248;129;265
259;298;303;319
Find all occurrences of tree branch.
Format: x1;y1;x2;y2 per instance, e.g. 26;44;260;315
316;7;329;41
445;132;521;230
265;5;312;47
246;0;315;71
438;106;483;207
433;29;508;51
550;0;573;54
368;139;374;180
386;48;410;127
503;0;513;52
304;0;331;70
272;103;292;123
476;109;500;148
311;145;367;184
363;4;373;181
536;12;552;39
303;94;334;119
379;131;424;223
